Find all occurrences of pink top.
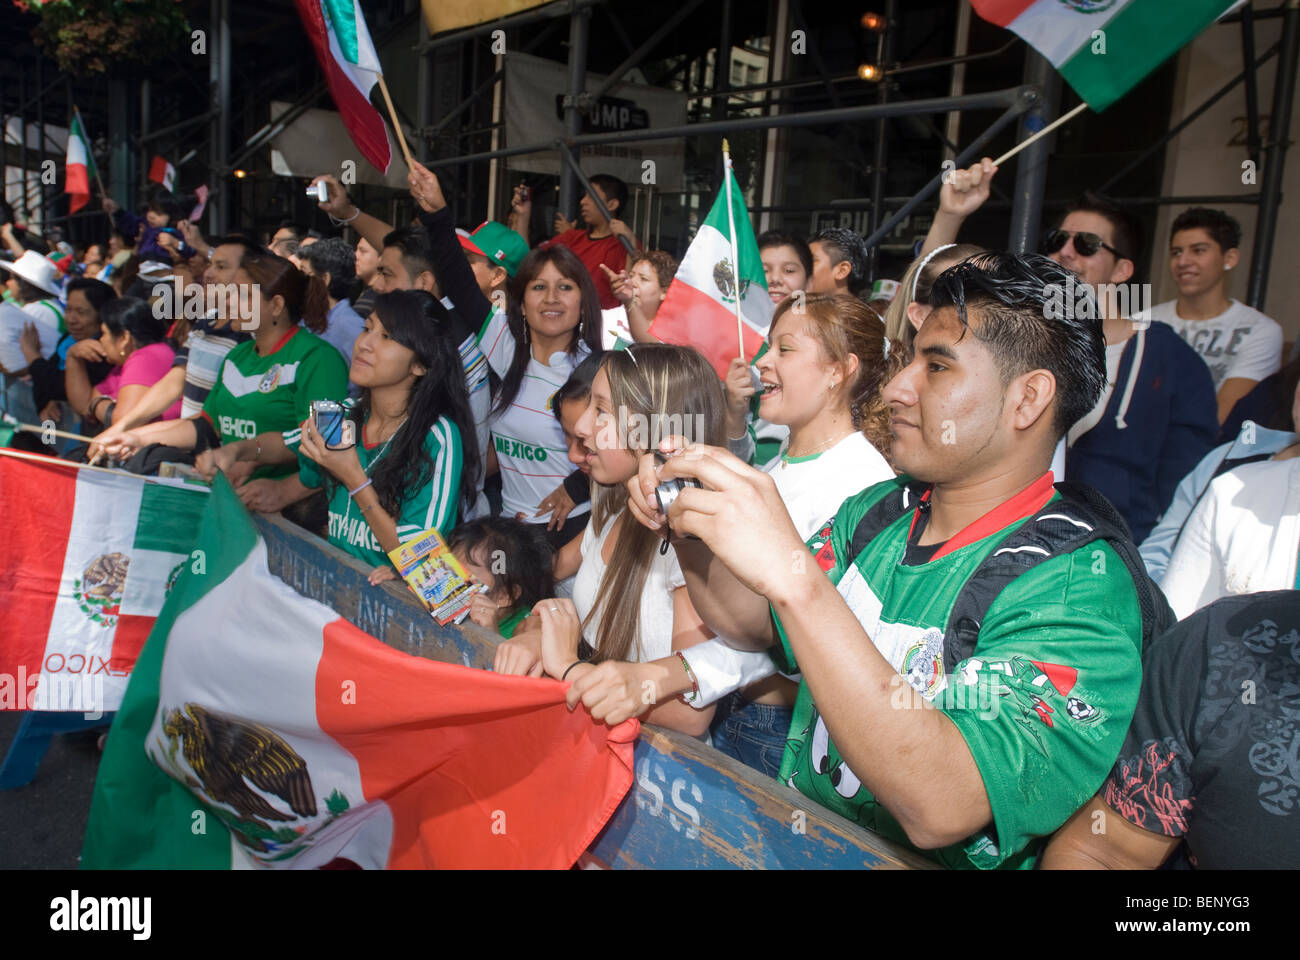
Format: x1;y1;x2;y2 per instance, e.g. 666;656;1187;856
95;342;182;421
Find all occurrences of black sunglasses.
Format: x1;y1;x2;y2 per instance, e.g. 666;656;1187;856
1043;229;1126;261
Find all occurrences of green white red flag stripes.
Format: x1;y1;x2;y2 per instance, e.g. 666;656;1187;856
147;155;176;192
82;474;635;869
64;109;96;214
293;0;391;173
971;0;1240;111
650;161;772;379
0;453;207;713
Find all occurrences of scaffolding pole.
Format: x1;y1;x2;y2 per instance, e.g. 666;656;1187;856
1248;0;1300;309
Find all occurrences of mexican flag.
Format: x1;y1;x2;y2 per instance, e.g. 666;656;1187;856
64;109;96;214
0;452;206;714
294;0;392;173
971;0;1241;111
82;474;636;869
650;159;772;379
147;155;176;192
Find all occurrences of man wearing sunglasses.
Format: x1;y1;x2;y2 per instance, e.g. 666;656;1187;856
1048;193;1218;545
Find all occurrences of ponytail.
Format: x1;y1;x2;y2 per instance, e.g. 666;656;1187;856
301;273;330;333
239;250;330;332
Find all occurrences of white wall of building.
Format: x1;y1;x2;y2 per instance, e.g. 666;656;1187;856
1154;16;1300;345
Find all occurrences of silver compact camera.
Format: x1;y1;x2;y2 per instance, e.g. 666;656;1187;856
306;181;329;202
654;476;701;514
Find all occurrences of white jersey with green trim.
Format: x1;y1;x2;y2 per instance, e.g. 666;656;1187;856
480;306;591;524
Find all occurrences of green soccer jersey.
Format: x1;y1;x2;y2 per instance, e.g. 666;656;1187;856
288;399;464;569
776;474;1143;870
202;326;349;479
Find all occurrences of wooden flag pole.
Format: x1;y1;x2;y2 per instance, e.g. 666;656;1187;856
376;74;414;168
2;415;96;444
721;139;746;361
991;102;1088;168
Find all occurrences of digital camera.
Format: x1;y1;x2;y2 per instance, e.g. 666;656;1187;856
654;476;701;514
306;181;329;202
310;399;348;448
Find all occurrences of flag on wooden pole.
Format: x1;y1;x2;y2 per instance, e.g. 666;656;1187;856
971;0;1240;111
649;149;772;379
294;0;392;173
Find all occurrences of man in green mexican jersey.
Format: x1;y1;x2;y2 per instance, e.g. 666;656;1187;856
615;252;1147;869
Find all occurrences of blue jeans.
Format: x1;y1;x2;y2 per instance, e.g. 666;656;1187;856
709;691;793;779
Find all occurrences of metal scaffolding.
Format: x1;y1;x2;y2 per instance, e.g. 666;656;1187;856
0;0;1294;308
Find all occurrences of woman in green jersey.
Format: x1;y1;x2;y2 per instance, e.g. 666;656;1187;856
294;290;480;581
204;290;480;583
101;251;347;474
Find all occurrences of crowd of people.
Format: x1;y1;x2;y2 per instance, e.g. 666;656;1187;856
2;151;1296;870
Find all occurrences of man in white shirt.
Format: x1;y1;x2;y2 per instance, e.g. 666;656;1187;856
1145;207;1282;423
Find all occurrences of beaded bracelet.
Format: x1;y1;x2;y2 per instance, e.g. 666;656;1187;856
676;651;700;703
328;205;361;226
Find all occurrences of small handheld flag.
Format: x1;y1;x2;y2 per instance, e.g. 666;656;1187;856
649;145;773;379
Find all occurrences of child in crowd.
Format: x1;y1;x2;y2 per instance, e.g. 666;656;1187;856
601;250;677;346
449;517;555;640
102;188;192;266
757;231;812;307
554;350;601;468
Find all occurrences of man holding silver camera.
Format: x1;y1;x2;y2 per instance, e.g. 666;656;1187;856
566;252;1163;869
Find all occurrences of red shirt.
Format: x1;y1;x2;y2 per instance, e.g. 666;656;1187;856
545;228;630;309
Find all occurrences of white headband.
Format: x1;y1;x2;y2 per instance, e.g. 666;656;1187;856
910;243;958;305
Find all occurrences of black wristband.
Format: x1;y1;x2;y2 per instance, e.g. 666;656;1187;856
192;415;222;453
561;660;585;682
562;468;591;506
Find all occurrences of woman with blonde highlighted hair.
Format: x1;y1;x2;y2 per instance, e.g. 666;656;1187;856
881;243;984;347
494;343;730;737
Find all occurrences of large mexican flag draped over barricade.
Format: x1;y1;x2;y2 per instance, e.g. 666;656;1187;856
0;453;207;714
82;474;636;869
971;0;1240;111
650;163;772;379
